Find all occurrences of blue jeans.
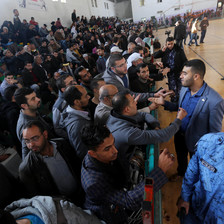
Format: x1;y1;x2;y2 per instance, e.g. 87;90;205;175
200;30;207;43
188;33;199;45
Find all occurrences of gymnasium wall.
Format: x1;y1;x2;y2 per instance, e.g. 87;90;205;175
131;0;217;22
0;0;116;28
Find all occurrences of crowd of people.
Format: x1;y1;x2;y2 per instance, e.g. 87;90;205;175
0;7;224;224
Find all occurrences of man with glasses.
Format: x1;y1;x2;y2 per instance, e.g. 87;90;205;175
19;120;83;204
103;54;171;103
14;87;56;159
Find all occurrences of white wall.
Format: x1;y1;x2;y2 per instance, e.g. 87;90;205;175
131;0;217;22
90;0;116;18
0;0;116;28
115;0;133;19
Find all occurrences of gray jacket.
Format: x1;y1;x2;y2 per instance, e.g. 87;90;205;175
94;102;112;125
52;91;68;139
5;196;102;224
102;69;154;102
60;106;91;160
107;111;181;160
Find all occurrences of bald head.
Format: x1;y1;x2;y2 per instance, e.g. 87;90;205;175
128;42;136;54
99;84;118;106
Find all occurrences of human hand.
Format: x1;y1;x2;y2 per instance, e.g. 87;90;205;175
158;148;175;173
176;107;187;120
156;61;163;68
177;197;190;215
162;67;170;76
162;45;167;52
148;95;164;106
154;88;174;98
134;94;141;102
149;102;159;111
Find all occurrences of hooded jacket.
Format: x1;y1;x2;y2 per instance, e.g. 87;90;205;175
60;106;92;160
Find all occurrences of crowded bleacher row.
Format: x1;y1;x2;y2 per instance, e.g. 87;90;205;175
0;8;224;224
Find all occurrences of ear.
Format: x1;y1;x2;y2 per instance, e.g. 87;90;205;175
74;99;80;106
61;87;65;93
137;72;140;77
88;150;97;159
111;67;116;73
194;73;200;80
21;103;28;110
93;88;98;94
123;105;129;114
43;130;48;139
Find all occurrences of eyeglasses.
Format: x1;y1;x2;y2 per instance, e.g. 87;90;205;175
115;61;127;68
24;135;42;144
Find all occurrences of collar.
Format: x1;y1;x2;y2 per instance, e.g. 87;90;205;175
100;101;113;110
66;105;90;120
111;110;142;128
187;82;207;97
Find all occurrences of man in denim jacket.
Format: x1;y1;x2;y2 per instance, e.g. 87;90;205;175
178;132;224;224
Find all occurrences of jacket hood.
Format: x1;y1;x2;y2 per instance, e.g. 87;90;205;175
61;106;91;128
107;110;142;133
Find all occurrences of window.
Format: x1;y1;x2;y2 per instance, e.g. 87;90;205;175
157;0;162;2
94;0;98;7
91;0;94;7
140;0;144;6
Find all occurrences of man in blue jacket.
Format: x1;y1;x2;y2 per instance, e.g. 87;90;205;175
149;59;224;179
178;132;224;224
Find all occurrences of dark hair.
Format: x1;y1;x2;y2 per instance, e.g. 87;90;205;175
13;9;17;13
24;61;32;66
184;59;206;79
108;54;124;68
97;46;105;50
81;124;111;151
56;74;72;90
144;31;152;38
136;63;148;73
74;66;85;81
4;85;18;102
90;78;104;91
166;36;174;42
23;120;46;133
4;72;13;78
112;89;130;114
14;87;34;107
112;36;119;43
133;45;144;53
0;209;16;224
64;85;82;106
